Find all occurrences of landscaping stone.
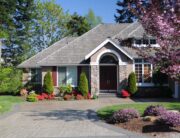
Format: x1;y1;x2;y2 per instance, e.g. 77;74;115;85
143;116;158;122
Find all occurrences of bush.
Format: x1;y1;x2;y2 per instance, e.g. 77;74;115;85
26;92;38;102
152;71;168;86
109;109;140;123
76;94;84;100
63;94;72;100
0;67;22;95
121;89;130;98
128;72;137;95
43;71;54;94
157;112;180;127
78;72;89;97
59;84;72;94
143;105;167;116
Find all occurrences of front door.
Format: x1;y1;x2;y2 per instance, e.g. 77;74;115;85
100;66;117;92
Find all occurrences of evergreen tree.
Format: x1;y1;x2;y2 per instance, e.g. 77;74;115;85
128;72;137;94
2;0;37;66
43;71;54;94
85;9;102;28
115;0;149;23
78;72;89;97
66;13;91;36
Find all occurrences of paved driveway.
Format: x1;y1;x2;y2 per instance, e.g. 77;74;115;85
0;98;148;138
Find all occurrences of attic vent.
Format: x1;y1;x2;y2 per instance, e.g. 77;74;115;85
107;36;111;38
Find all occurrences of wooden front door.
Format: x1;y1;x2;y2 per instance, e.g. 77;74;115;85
100;66;117;91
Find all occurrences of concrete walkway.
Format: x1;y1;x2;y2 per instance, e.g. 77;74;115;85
0;98;149;138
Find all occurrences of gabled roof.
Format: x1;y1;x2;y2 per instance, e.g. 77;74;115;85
18;37;77;68
19;22;153;67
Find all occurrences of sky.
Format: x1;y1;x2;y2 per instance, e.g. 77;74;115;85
55;0;118;23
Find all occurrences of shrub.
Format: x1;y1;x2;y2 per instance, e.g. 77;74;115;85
143;105;167;116
78;72;89;97
128;72;137;94
59;84;72;94
20;88;28;97
109;109;140;123
63;94;72;100
27;93;38;102
76;94;84;100
152;71;168;86
43;71;54;94
121;89;130;98
0;67;22;95
157;112;180;127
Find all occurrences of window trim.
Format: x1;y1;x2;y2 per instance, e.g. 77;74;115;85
133;59;154;87
57;66;78;87
133;38;160;47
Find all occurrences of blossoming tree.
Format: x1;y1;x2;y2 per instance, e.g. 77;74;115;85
130;0;180;80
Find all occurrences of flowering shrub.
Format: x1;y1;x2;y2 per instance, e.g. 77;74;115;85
36;93;55;100
41;93;49;99
63;94;72;100
157;112;180;127
143;105;167;116
121;89;130;98
109;109;140;123
37;95;44;100
76;94;84;100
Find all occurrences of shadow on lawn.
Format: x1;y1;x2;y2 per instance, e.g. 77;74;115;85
26;109;99;122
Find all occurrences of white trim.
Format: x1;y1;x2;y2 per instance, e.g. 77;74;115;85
91;49;128;66
85;39;133;60
56;66;58;87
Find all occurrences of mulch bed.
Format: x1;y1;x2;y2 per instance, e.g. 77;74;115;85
114;118;180;137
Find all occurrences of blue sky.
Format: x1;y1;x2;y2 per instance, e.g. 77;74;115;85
55;0;118;23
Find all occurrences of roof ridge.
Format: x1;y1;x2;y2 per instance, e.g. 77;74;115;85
17;36;74;67
38;24;103;64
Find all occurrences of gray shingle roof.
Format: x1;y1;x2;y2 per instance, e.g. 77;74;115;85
19;22;153;67
18;37;77;68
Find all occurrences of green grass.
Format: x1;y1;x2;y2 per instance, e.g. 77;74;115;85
0;96;24;114
97;102;180;119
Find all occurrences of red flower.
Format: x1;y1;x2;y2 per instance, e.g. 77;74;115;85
37;95;44;100
121;89;130;98
42;93;48;99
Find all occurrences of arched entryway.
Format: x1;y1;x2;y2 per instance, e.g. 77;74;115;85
99;53;118;92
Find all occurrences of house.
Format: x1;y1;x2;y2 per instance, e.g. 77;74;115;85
18;22;180;98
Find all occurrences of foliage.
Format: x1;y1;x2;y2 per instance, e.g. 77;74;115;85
143;105;167;116
128;72;137;94
75;94;84;100
63;94;72;100
130;0;180;80
121;89;130;98
31;0;70;53
26;93;38;102
78;72;89;97
97;102;180;119
109;109;140;123
59;84;72;94
66;13;91;36
37;93;54;100
157;112;180;127
85;9;102;28
152;70;168;86
43;71;54;94
92;94;98;99
0;67;22;95
20;88;28;97
2;0;37;66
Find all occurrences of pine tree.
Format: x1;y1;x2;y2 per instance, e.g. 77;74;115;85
114;0;148;23
128;72;137;94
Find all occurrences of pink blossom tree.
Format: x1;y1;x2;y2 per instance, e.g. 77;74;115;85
130;0;180;80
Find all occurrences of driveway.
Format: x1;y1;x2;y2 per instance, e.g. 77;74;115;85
0;98;148;138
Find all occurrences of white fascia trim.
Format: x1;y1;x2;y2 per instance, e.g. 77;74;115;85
85;39;133;60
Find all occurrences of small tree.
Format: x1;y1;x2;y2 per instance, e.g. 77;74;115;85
43;71;54;94
128;72;137;94
78;72;89;97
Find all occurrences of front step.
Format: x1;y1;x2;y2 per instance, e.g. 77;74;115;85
99;92;118;98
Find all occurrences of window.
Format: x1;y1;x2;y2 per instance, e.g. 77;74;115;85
143;39;149;45
134;38;157;47
31;68;41;83
135;39;142;45
58;66;77;87
134;59;152;84
150;39;156;44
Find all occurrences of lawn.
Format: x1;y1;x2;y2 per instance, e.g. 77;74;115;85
97;102;180;119
0;96;24;114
